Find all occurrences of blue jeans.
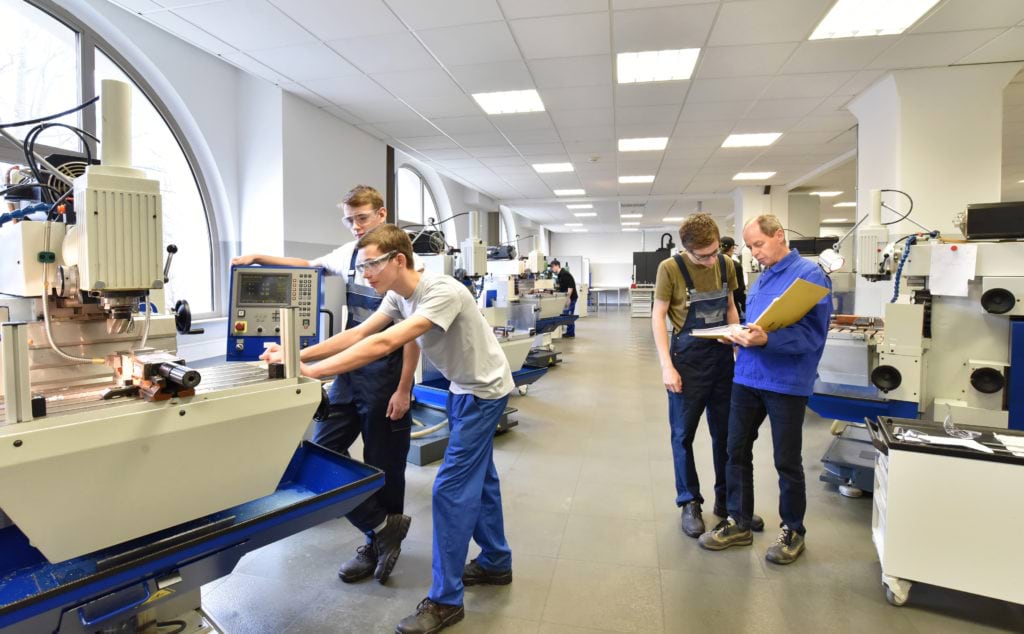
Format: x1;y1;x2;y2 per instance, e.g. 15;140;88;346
667;379;731;508
726;383;809;535
430;392;512;606
562;298;577;336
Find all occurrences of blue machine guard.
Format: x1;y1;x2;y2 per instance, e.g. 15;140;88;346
0;443;382;632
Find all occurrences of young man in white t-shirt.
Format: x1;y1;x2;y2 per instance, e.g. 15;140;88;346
233;186;419;585
264;224;514;634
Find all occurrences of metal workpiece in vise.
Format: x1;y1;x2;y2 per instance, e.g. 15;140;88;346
104;349;202;401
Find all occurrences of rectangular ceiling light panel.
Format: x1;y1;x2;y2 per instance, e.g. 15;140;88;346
533;162;574;173
733;172;776;180
619;175;656;184
722;133;782;148
617;49;700;84
473;89;545;114
619;137;669;152
810;0;941;40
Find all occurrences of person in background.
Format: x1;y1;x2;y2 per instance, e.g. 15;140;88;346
699;214;832;565
651;214;764;539
232;185;417;585
550;259;578;338
720;236;746;320
265;225;514;634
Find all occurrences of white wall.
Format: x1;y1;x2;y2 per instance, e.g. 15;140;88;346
238;81;284;257
281;94;386;253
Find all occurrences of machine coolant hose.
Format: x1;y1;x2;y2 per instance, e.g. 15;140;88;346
890;235;916;303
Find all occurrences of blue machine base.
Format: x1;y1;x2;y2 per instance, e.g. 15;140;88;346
808;393;918;423
0;443;382;633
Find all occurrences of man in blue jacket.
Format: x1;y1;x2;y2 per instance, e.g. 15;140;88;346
698;214;831;565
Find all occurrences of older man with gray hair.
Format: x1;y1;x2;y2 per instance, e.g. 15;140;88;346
698;214;831;565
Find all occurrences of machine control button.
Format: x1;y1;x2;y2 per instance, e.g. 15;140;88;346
234;321;246;332
257;327;264;333
237;309;245;317
236;342;244;351
302;319;310;327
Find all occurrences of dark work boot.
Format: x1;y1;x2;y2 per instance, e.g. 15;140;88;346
374;514;412;584
338;541;377;583
395;598;465;634
681;501;705;538
462;558;513;586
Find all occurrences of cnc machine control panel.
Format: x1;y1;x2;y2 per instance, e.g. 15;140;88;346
226;265;324;361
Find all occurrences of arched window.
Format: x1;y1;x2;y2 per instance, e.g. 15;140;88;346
0;0;215;314
397;165;438;228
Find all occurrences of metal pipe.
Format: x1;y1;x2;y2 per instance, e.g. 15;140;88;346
279;306;300;379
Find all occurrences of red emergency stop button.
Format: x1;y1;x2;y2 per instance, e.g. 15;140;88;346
234;321;246;332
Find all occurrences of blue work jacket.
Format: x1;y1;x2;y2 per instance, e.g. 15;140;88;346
735;248;832;397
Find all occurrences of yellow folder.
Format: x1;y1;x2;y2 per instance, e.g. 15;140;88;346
690;278;829;338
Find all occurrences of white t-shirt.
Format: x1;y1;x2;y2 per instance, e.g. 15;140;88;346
379;272;514;400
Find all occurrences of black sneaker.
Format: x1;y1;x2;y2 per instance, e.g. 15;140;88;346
712;505;765;532
395;598;465;634
462;558;512;586
338;542;377;583
697;517;753;551
681;501;705;538
765;525;805;565
374;514;412;584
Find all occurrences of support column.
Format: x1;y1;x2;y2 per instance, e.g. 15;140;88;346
848;64;1022;315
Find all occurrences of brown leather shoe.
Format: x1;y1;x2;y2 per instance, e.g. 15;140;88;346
395;598;464;634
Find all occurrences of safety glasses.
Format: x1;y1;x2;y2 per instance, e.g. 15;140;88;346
355;250;397;274
342;209;381;228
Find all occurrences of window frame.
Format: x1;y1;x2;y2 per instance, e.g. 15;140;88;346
396;164;439;230
1;0;222;318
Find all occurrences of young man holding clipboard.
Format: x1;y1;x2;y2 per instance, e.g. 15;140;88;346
698;214;831;565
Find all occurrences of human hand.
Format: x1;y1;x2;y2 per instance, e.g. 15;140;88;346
232;254;256;266
387;390;411;420
724;323;768;348
260;343;282;364
662;365;682;393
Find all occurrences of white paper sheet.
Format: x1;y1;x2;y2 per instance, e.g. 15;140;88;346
928;243;977;297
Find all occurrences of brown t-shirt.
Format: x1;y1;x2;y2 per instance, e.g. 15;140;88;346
654;253;738;332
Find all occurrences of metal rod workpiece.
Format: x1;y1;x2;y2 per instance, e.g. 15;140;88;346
279;306;300;379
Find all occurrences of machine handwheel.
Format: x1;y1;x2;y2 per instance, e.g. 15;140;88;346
883;576;911;606
518;385;529;396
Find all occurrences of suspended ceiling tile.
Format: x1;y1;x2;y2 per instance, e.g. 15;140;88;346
613;3;717;52
868;30;1007;70
372;68;465;99
385;0;504;30
958;27;1024;65
709;0;832;47
614;82;690;107
173;0;316;51
448;61;535;93
780;37;899;74
529;55;614;88
687;76;772;103
911;0;1024;34
302;75;393;104
539;85;614;111
327;32;438;74
498;0;607;20
250;43;362;82
417;21;522;66
510;12;611;59
266;0;406;41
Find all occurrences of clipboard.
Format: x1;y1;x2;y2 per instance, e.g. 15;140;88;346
691;278;829;338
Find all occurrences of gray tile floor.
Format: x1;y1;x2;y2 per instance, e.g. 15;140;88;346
203;308;1024;633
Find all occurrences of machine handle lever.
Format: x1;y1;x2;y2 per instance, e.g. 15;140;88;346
77;582;152;628
162;244;178;283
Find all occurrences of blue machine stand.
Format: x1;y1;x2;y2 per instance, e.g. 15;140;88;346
0;443;382;633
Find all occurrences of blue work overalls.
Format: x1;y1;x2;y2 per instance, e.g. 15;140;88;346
429;389;512;606
315;249;412;534
667;253;734;511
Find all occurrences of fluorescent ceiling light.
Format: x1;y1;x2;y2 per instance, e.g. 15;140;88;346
567;204;593;209
733;172;775;181
810;191;843;197
619;175;655;184
619;137;668;152
565;222;583;227
554;188;585;196
574;212;597;217
472;89;545;115
571;229;588;233
721;132;782;148
620;213;644;219
833;202;857;208
623;228;640;232
533;162;573;173
617;49;700;84
621;222;640;226
663;216;683;222
822;217;853;223
810;0;940;40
